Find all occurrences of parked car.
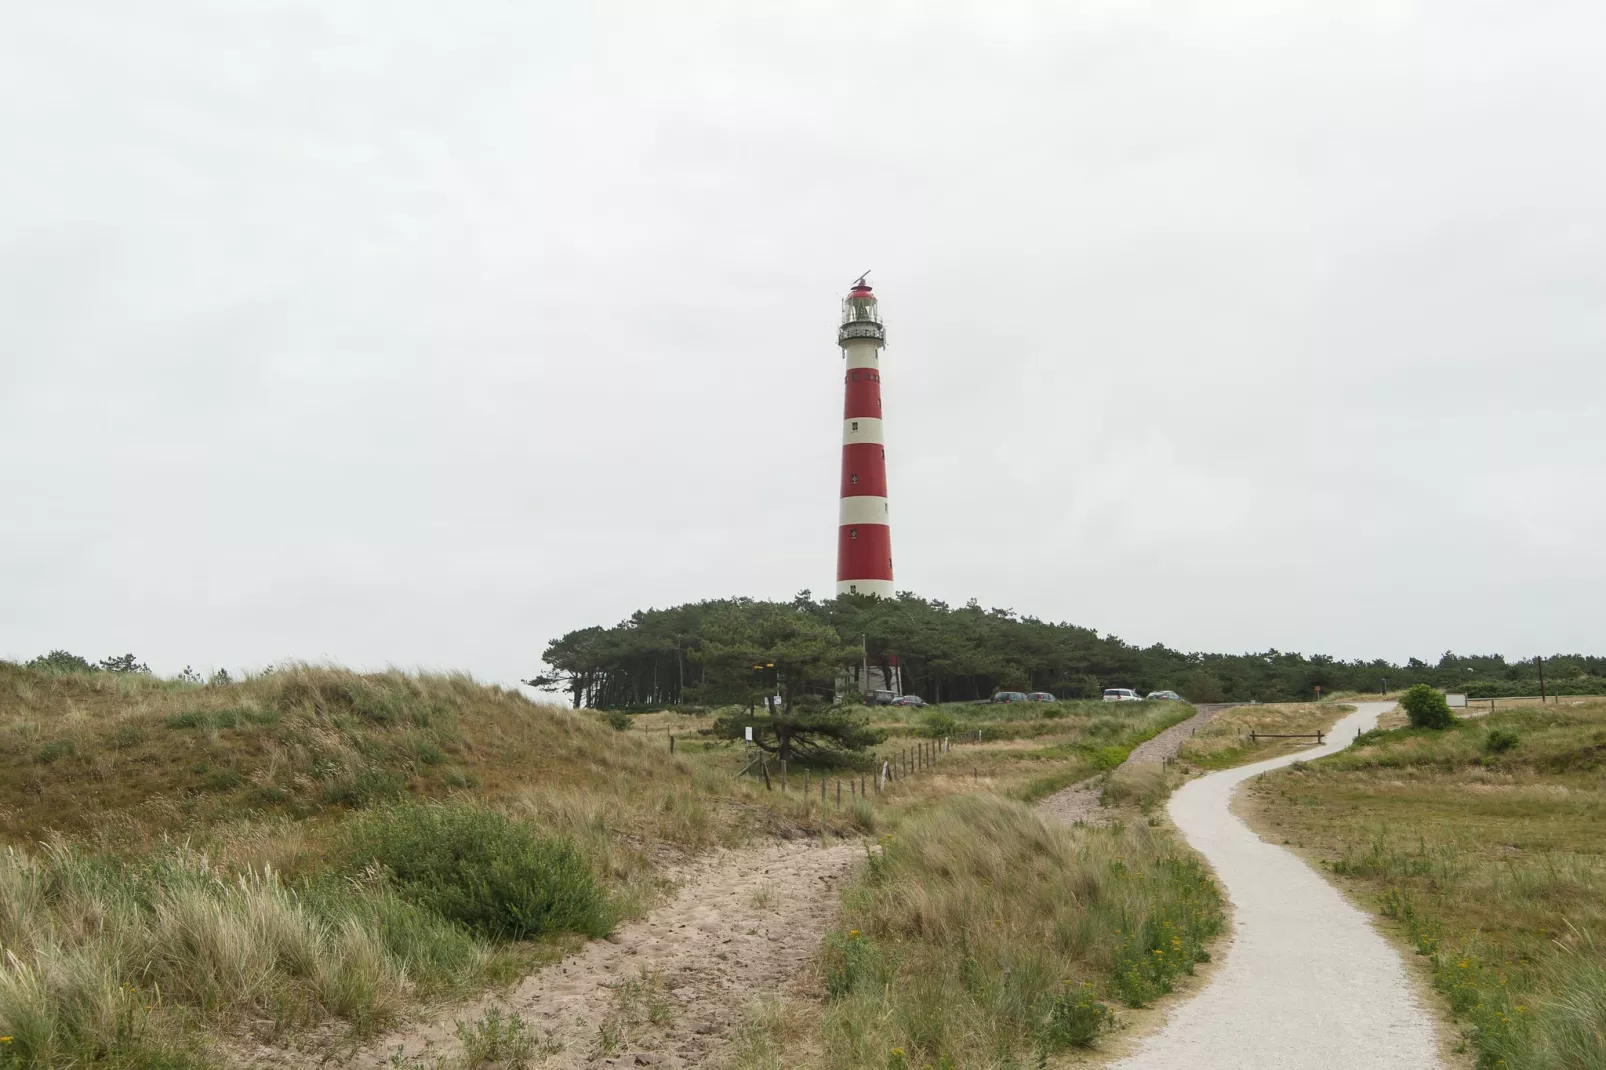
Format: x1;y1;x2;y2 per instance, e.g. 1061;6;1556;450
865;689;899;705
890;695;926;707
1026;692;1057;702
991;691;1029;704
1102;688;1143;702
1147;690;1183;701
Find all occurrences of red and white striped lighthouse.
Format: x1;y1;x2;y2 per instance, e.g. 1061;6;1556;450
836;277;894;598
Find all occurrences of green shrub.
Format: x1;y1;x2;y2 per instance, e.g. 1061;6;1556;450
604;710;632;731
336;803;612;941
35;738;75;764
1400;684;1454;730
1042;981;1113;1050
1484;727;1520;754
921;710;958;739
24;649;94;673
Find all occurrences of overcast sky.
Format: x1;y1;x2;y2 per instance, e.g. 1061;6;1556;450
3;3;1602;685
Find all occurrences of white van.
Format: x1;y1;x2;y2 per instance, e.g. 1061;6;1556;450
1102;688;1142;702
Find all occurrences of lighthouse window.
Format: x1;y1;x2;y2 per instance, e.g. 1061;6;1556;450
851;421;858;431
850;529;858;540
850;474;859;484
849;584;858;593
852;371;859;381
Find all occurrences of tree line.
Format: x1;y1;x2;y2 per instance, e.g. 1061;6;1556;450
529;592;1606;709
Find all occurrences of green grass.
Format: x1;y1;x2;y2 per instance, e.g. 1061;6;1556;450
1009;703;1194;803
336;803;614;941
808;796;1222;1068
1243;700;1606;1069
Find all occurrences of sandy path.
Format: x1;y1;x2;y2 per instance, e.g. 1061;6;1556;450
1036;704;1225;825
283;839;862;1069
1109;702;1445;1069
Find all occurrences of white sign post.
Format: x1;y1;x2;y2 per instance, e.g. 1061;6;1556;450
1446;693;1468;708
745;725;754;741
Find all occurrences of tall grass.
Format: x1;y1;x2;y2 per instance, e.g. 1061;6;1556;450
812;796;1222;1068
0;840;502;1069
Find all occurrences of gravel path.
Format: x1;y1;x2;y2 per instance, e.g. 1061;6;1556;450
1109;702;1445;1069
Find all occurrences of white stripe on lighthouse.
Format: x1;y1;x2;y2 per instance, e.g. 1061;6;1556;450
839;496;890;526
837;578;895;598
842;417;883;445
844;347;881;370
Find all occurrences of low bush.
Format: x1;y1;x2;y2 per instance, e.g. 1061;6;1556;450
1401;684;1455;730
921;710;958;739
335;803;613;941
1485;727;1520;754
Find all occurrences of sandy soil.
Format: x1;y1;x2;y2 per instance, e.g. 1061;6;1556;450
1107;702;1445;1069
263;839;863;1069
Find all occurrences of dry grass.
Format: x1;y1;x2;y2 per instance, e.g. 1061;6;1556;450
0;662;851;850
1175;702;1352;769
1242;699;1606;1069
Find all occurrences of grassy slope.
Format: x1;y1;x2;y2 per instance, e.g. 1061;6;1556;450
0;663;863;1069
0;662;764;847
1241;700;1606;1069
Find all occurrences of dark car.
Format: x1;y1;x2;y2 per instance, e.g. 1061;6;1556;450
890;695;926;707
865;689;899;705
991;691;1029;704
1026;692;1057;702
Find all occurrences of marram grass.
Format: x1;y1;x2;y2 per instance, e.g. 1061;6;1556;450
811;795;1222;1069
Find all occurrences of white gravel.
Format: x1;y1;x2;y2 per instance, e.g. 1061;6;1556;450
1110;702;1446;1069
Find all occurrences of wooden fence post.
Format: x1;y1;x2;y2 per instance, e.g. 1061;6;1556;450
836;780;841;805
781;760;788;792
669;733;675;753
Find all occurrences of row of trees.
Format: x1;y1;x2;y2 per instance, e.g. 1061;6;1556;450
23;650;232;685
530;592;1605;710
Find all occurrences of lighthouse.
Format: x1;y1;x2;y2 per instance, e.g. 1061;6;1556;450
837;277;894;599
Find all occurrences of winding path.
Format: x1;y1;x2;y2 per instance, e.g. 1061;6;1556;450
1110;702;1445;1069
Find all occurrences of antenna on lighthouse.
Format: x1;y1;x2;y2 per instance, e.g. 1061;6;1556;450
851;270;872;288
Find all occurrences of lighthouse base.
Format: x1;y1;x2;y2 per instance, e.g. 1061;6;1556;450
836;579;894;599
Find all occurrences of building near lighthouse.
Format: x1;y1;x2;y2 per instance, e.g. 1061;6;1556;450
837;277;894;600
836;276;901;698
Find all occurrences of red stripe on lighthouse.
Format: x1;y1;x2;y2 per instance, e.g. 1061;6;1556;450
840;442;888;497
843;373;883;419
836;524;893;582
